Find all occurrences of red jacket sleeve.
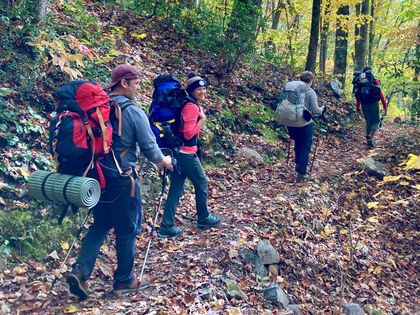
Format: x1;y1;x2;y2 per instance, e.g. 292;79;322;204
180;102;202;140
356;99;361;112
379;90;387;111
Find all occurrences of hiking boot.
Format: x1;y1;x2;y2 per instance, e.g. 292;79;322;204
158;225;183;238
67;267;88;301
367;139;374;147
296;174;308;182
113;276;150;294
197;214;222;229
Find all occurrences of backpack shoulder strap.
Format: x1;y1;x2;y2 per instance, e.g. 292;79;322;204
110;94;134;111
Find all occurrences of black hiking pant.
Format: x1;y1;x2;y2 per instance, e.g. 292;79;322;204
287;123;314;175
361;102;380;140
73;176;141;285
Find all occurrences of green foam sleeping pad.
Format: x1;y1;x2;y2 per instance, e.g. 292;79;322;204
28;170;101;208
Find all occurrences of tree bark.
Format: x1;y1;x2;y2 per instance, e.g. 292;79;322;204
319;0;331;75
354;0;370;71
367;0;375;66
305;0;322;73
37;0;49;21
333;5;350;88
271;0;284;30
412;24;420;121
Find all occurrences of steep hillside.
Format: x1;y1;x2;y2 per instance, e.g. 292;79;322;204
0;2;419;315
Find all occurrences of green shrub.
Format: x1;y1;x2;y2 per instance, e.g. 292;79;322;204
0;206;85;261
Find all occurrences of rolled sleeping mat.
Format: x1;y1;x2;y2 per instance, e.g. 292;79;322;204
28;170;101;208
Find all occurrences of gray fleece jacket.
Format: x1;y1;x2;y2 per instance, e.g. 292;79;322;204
110;94;164;169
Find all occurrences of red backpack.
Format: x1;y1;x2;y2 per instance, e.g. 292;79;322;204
49;81;123;189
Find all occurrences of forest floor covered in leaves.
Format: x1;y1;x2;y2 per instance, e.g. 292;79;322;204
0;2;419;314
2;119;419;315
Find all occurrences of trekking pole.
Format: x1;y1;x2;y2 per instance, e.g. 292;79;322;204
50;207;93;291
137;166;168;293
309;132;321;174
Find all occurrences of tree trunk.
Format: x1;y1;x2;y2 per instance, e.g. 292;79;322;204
305;0;322;73
367;0;374;66
37;0;49;21
412;24;420;121
319;0;331;75
354;0;370;71
285;0;294;66
333;5;350;88
271;0;284;30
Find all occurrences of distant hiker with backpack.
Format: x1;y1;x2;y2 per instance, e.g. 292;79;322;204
276;71;325;182
66;64;173;300
353;66;388;147
157;72;222;238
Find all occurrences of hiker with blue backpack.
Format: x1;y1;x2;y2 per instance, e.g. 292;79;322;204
353;66;388;147
66;64;173;300
276;71;325;182
154;72;222;238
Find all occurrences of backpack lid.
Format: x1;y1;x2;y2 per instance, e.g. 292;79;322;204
56;81;109;116
153;75;180;89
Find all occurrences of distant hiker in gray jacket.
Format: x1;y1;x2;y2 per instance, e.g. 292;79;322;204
276;71;324;182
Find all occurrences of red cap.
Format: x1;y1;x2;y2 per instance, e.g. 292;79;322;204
105;64;140;90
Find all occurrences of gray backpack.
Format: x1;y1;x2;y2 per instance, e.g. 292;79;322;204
276;81;311;127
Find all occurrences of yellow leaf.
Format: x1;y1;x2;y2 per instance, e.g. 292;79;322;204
400;181;410;186
387;257;397;269
415;185;420;190
368;281;378;291
131;32;147;40
367;202;379;209
401;154;420;170
15;167;31;178
367;216;379;223
60;241;69;250
227;307;242;315
322;225;336;237
373;266;382;275
339;229;348;235
14;267;27;275
64;305;78;314
378;175;402;185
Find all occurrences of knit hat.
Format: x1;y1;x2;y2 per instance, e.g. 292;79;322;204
105;64;141;90
186;72;207;95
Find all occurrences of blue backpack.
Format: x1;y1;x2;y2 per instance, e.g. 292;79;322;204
149;75;197;149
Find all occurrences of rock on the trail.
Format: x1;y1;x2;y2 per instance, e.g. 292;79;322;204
256;240;280;265
238;247;268;277
238;147;264;164
224;279;248;301
263;284;289;307
359;157;390;179
342;303;365;315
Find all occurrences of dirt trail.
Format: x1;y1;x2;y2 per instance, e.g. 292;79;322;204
8;121;417;314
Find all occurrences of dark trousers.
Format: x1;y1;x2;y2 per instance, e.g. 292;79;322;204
287;123;314;175
361;102;380;139
74;176;141;284
161;153;209;227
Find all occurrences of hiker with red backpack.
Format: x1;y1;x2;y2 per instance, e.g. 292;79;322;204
157;72;222;238
353;66;388;147
276;71;325;182
65;64;173;300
